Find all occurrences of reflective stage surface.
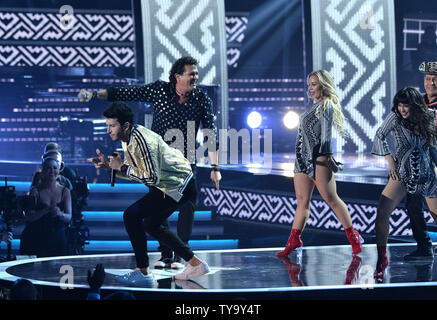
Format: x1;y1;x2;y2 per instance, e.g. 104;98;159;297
0;244;436;299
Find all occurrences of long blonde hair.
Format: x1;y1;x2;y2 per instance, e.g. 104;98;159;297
308;70;348;137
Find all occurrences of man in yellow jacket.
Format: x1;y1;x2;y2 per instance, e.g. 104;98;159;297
89;102;210;285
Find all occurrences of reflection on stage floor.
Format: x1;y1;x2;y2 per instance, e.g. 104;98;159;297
0;243;436;299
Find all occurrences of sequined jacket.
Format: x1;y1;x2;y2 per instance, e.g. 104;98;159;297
117;124;193;202
294;100;333;179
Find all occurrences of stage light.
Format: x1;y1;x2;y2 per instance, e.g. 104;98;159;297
247;111;262;128
283;111;299;129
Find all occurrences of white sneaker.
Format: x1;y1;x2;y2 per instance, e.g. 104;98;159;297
153;257;172;268
115;270;156;286
171;261;185;269
171;256;185;269
174;261;210;280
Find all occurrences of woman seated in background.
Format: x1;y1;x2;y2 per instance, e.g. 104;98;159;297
20;151;72;257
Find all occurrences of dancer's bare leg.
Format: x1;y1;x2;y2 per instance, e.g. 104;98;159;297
292;172;315;231
314;156;352;228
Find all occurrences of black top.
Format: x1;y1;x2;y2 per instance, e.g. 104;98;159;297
107;80;219;162
27;186;67;231
424;94;437;109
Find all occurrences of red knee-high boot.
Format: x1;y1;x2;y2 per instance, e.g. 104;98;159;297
276;229;303;256
345;226;362;255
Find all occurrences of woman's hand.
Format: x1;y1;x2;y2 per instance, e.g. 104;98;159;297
49;206;62;218
387;158;400;181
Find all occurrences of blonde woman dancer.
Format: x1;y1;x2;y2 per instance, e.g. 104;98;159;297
277;70;362;256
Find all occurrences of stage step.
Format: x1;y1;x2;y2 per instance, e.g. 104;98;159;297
82;210;212;222
2;238;239;254
2;181;237;254
81;210;226;241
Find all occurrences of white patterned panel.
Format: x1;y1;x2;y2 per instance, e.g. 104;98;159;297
0;10;135;67
141;0;228;130
311;0;397;154
225;15;249;68
200;186;435;235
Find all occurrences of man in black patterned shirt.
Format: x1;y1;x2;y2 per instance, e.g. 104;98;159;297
79;56;221;269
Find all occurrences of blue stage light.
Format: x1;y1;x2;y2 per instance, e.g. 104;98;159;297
247;111;262;128
283;111;299;129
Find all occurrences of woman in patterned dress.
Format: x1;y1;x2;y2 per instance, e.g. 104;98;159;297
372;87;437;281
277;70;362;257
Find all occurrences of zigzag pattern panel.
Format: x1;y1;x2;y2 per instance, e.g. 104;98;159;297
225;14;249;68
140;0;228;129
0;10;134;67
0;46;134;67
311;0;397;154
200;186;435;235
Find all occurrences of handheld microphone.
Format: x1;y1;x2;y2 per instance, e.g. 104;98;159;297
110;152;118;187
111;168;116;187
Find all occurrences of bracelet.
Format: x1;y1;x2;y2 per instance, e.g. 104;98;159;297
211;167;220;172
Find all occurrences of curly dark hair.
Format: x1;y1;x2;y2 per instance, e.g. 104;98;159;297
169;56;198;84
391;87;437;146
103;102;134;127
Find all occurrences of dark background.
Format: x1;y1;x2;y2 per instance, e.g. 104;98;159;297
0;0;435;163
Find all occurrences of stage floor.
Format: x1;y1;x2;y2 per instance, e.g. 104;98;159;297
0;243;436;299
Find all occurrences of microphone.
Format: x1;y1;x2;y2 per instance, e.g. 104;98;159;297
110;152;118;187
111;168;116;187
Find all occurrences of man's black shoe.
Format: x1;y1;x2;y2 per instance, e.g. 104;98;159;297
404;247;434;261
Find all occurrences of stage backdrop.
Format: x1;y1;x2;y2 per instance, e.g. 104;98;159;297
138;0;229;130
311;0;397;154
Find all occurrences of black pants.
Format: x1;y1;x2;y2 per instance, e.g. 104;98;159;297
406;193;432;249
157;165;198;259
123;179;197;268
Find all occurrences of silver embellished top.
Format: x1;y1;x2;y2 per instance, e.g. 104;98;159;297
294;100;333;179
372;111;437;196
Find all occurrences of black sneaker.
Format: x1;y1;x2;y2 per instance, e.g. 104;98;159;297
153;256;172;268
404;247;434;261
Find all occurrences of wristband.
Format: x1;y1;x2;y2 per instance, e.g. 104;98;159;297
120;164;129;175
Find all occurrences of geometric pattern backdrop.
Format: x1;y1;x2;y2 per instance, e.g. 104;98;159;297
139;0;228;129
200;185;435;236
311;0;397;154
0;9;135;67
225;13;249;68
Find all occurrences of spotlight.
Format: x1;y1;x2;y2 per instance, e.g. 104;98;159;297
247;111;262;129
283;111;299;129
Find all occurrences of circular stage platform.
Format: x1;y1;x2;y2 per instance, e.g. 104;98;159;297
0;244;436;300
